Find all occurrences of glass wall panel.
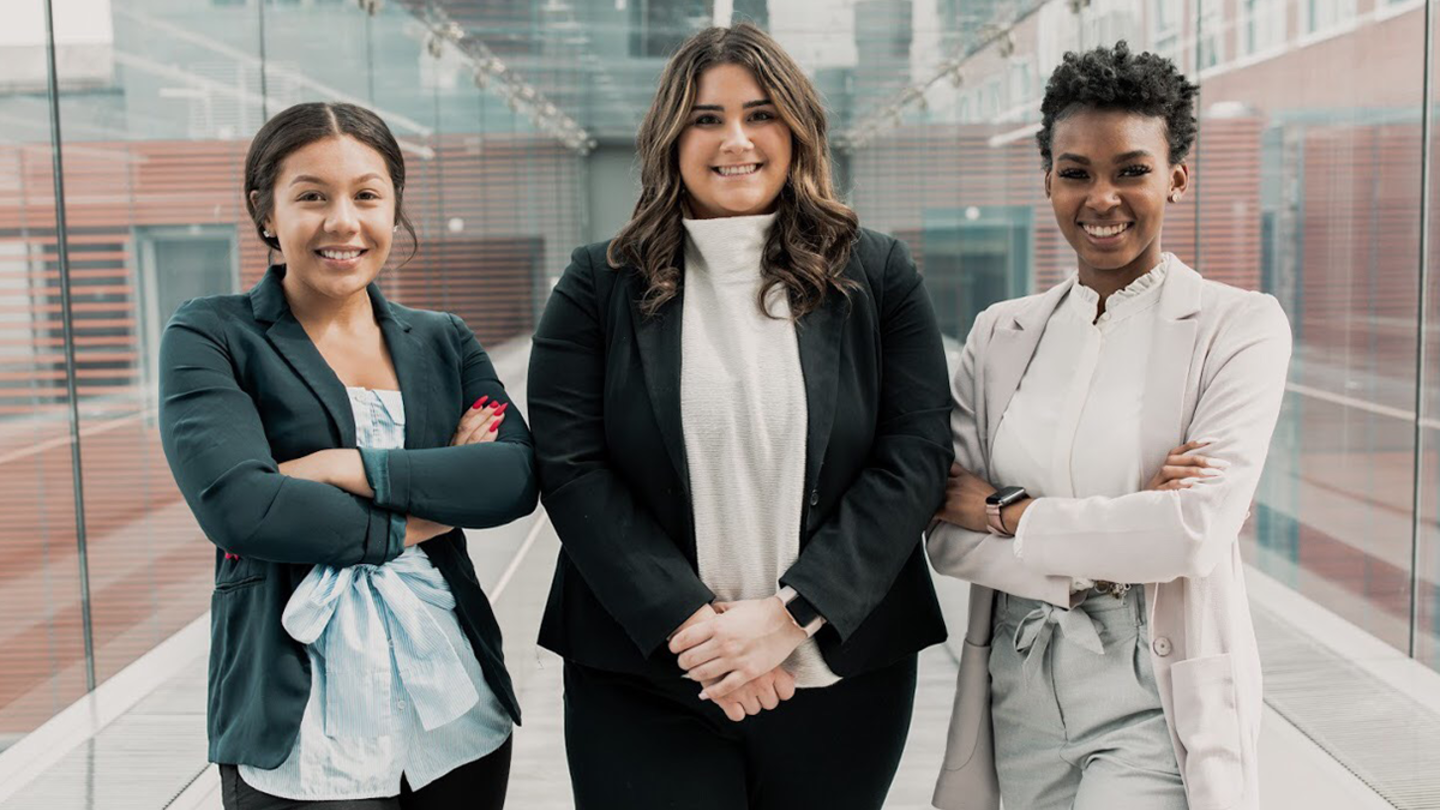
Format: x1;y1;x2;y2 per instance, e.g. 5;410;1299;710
1208;0;1427;652
0;0;91;750
48;0;259;685
1416;6;1440;670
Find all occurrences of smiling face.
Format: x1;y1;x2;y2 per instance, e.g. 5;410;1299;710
677;63;793;219
258;135;396;304
1045;107;1189;281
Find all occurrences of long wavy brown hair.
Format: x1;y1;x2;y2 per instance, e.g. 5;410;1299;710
607;23;859;319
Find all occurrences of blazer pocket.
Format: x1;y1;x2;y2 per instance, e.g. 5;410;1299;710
942;639;993;772
1171;652;1243;810
213;556;263;592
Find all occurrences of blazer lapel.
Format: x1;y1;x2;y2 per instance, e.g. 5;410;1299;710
629;264;691;490
796;280;847;494
371;285;429;449
252;267;356;446
1139;259;1203;472
981;277;1073;466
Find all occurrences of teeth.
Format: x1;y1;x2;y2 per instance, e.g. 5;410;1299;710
1083;223;1129;237
716;164;759;176
320;249;362;260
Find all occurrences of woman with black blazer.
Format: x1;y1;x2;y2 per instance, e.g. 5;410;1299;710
158;102;536;809
527;23;952;810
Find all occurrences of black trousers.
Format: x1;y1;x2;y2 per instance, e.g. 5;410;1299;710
563;655;918;810
218;736;511;810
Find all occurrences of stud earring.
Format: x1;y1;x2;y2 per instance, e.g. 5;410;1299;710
393;224;400;233
1169;192;1180;203
262;229;274;238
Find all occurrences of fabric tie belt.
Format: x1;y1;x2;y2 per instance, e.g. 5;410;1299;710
1010;600;1106;685
282;550;479;738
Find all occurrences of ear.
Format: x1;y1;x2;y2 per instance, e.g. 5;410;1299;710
1043;170;1052;199
248;190;271;232
1169;162;1190;202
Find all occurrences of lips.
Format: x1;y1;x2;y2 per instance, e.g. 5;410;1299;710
315;248;368;261
713;163;761;177
1081;222;1131;238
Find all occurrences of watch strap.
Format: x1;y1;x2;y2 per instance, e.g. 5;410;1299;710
985;501;1011;536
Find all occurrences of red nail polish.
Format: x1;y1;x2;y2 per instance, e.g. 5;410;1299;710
224;552;240;561
472;396;489;410
488;421;500;433
493;402;509;416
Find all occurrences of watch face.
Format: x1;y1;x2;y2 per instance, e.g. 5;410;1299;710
986;486;1027;506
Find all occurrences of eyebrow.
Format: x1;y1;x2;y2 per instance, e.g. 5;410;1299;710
1056;150;1155;165
288;173;386;186
691;99;775;112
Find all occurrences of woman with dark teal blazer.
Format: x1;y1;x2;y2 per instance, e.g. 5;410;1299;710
159;102;536;809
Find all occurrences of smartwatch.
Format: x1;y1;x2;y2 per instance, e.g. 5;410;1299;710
985;486;1028;537
776;586;825;637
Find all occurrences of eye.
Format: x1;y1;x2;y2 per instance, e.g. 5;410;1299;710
296;190;324;202
1057;168;1088;180
693;113;722;126
356;190;381;201
749;109;776;122
1120;164;1153;178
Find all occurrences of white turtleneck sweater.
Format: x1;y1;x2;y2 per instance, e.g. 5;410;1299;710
679;213;840;688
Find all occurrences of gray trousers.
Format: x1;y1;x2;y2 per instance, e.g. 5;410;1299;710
990;587;1187;810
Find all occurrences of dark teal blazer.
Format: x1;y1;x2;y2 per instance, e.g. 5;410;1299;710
159;265;537;768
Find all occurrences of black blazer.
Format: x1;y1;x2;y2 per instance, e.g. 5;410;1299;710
528;229;951;680
159;265;538;768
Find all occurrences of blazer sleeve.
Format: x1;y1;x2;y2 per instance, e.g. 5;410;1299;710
1013;294;1293;584
528;247;715;657
777;239;955;642
360;314;538;529
159;300;401;567
925;306;1076;607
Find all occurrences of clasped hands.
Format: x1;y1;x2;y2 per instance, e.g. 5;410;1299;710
667;598;809;722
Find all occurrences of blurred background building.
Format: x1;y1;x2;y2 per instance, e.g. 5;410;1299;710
1;0;1439;807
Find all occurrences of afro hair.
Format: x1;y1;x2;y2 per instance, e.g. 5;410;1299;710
1036;41;1199;171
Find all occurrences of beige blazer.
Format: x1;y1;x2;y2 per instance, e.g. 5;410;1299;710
927;259;1291;810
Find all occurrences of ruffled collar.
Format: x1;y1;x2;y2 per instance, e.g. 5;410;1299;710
1066;254;1171;326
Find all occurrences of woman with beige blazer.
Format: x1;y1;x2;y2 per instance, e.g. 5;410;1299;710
927;43;1291;810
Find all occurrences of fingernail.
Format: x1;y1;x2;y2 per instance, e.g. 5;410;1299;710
488;421;500;433
1199;467;1224;477
472;396;488;410
698;691;709;701
1194;437;1218;445
493;402;509;415
1206;458;1231;469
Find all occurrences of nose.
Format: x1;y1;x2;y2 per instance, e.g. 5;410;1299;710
325;197;360;236
720;119;754;154
1086;179;1122;213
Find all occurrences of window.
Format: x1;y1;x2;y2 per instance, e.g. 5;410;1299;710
1150;0;1183;60
1241;0;1286;55
1303;0;1357;35
1198;3;1224;69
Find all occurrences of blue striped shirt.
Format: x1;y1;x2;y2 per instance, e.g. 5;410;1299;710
238;387;512;800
